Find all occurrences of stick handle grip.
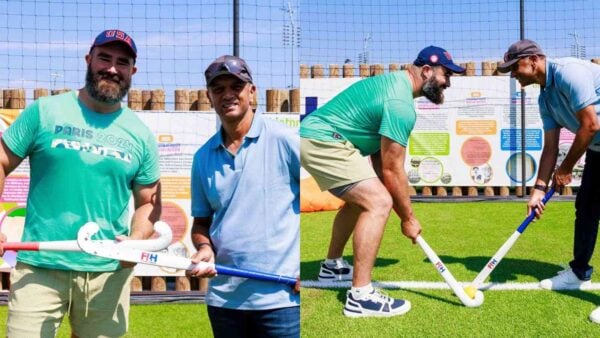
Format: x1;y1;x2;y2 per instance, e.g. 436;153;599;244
2;241;82;251
517;188;555;233
215;265;298;287
188;261;297;286
2;242;41;251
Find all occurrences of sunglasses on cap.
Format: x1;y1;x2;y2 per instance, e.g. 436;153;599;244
205;56;253;86
503;52;536;63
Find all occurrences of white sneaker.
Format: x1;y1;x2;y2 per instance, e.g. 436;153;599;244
590;307;600;324
318;259;353;281
539;268;591;290
343;289;411;318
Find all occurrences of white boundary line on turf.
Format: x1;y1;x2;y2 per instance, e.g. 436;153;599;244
302;280;600;291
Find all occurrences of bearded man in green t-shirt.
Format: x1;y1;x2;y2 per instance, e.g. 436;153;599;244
300;46;464;318
0;30;161;337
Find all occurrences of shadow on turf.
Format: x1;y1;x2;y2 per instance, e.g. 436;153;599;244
302;255;600;308
300;256;398;280
436;255;564;283
556;290;600;309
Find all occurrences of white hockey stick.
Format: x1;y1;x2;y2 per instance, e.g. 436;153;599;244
416;235;484;307
77;222;297;286
470;188;555;288
2;221;173;252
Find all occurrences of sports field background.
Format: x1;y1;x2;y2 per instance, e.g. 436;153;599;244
4;200;597;337
301;200;600;337
3;1;600;337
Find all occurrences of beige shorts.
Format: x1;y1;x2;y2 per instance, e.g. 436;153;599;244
7;262;134;338
301;137;376;191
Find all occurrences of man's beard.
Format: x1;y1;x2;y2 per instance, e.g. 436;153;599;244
85;66;130;105
422;76;445;104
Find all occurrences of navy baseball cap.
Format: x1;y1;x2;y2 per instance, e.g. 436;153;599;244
205;55;253;86
89;29;137;59
414;46;465;74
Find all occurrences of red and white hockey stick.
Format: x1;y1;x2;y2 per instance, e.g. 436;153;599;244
1;221;173;253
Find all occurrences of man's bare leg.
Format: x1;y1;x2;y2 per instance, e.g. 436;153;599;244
326;203;359;259
336;178;392;287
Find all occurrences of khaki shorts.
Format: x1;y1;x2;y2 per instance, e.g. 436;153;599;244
301;137;376;191
7;262;134;338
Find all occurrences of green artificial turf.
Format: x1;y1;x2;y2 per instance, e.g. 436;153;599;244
301;201;600;337
2;201;600;337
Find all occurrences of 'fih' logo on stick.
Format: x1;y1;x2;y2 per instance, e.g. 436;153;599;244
141;252;159;264
435;261;446;273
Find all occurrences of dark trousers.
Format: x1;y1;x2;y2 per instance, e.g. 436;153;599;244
570;149;600;280
207;305;300;338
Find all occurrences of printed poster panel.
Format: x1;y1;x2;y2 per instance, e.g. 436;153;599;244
407;76;541;186
300;76;582;187
133;111;218;276
0;110;299;276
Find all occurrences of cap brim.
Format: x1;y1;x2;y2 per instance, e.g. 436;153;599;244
497;58;519;73
442;63;466;74
206;71;252;86
93;40;137;58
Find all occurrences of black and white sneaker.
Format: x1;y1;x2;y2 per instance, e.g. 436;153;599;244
318;259;353;281
343;289;411;318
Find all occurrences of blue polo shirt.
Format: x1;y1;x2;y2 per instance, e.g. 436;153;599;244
539;57;600;151
191;113;300;310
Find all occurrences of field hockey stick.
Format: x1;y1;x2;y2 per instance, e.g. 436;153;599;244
471;188;555;288
416;235;484;307
77;222;297;287
2;221;173;253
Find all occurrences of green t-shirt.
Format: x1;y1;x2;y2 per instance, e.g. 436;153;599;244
300;71;416;155
2;91;160;271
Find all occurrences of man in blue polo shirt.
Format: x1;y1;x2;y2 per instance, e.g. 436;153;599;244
499;39;600;323
189;55;300;337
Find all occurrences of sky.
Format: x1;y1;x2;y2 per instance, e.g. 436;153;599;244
1;0;599;108
0;0;297;107
299;0;599;66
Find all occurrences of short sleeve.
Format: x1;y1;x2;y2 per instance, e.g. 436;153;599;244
134;132;160;185
287;129;300;183
190;150;213;217
379;99;416;146
2;100;41;158
538;95;560;131
556;63;597;112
